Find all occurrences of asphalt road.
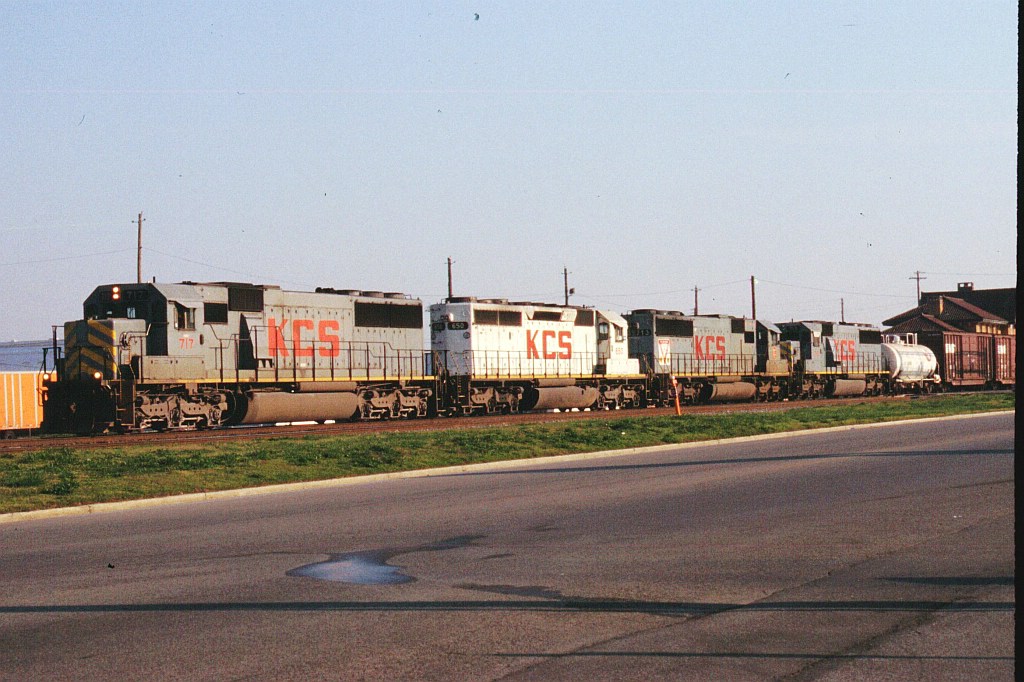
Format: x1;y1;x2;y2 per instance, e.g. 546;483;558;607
0;413;1014;681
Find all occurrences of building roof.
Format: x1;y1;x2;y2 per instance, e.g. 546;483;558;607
920;284;1016;324
934;296;1007;324
884;314;961;334
883;294;1010;334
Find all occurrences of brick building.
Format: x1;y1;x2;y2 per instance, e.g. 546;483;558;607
883;283;1015;336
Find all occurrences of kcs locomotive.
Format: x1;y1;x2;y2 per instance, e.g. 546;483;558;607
40;279;997;434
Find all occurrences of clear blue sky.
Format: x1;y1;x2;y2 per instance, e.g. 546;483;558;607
1;1;1017;340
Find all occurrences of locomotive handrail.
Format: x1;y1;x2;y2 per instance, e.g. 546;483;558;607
659;353;756;377
136;329;433;384
820;352;884;375
224;331;430;383
447;350;606;378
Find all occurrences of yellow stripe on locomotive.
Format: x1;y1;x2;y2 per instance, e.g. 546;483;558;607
63;319;117;380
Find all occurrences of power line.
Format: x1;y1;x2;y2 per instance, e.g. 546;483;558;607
0;222;117;233
0;249;133;267
756;278;914;299
920;271;1016;277
570;278;748;300
143;248;313;288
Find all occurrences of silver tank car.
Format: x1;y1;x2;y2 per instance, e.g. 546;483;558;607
881;334;941;386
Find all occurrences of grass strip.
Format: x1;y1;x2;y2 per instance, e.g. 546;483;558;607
0;393;1012;514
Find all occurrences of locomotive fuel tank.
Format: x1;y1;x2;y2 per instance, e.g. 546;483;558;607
520;384;601;411
702;380;757;402
239;390;360;424
827;378;867;397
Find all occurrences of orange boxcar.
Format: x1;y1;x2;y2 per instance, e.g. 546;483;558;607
1;371;45;437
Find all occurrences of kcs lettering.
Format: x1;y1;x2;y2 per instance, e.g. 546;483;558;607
694;335;726;360
832;339;856;362
526;330;572;359
267;317;340;357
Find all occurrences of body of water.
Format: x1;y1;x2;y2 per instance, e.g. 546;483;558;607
0;340;60;372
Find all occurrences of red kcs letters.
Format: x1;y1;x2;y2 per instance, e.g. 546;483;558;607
267;318;340;357
526;330;572;359
694;335;726;360
832;339;856;362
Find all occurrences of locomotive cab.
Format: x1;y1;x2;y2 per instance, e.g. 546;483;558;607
755;320;788;374
595;310;638;375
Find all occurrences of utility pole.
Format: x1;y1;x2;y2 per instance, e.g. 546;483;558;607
693;286;700;315
841;298;845;323
909;270;926;304
750;275;757;320
136;212;144;283
563;267;574;305
446;257;454;301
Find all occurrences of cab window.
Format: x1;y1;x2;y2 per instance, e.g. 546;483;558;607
173;303;196;330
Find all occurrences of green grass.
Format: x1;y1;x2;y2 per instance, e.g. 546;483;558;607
0;393;1012;514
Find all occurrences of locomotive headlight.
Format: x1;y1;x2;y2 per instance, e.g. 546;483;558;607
93;371;102;380
112;286;121;300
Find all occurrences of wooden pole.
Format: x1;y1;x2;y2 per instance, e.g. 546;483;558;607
750;275;756;320
909;270;926;304
137;212;143;283
447;257;453;301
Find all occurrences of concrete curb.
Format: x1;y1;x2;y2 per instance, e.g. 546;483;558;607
1;410;1013;525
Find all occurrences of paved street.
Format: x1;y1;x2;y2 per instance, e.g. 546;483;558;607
0;413;1014;680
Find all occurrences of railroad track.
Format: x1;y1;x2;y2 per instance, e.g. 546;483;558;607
0;394;950;454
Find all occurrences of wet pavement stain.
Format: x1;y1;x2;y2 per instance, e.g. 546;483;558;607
288;535;484;585
287;551;414;584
